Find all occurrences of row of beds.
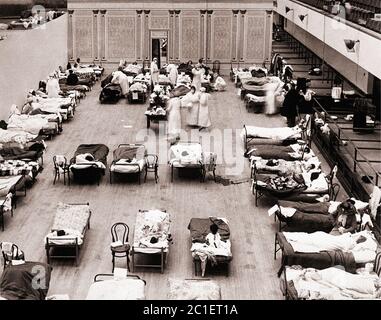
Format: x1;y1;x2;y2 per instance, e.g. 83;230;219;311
67;140;218;185
0;204;229;300
242;116;381;299
0;65;104;232
0;126;229;301
230;65;285;113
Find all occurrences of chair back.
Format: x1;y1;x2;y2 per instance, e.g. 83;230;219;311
111;223;129;244
145;154;158;169
330;183;341;201
53;155;67;170
0;242;22;265
203;152;217;172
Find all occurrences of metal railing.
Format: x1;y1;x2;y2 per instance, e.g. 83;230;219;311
312;98;381;196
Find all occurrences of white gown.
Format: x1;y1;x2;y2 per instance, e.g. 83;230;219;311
191;68;204;91
167;98;182;138
46;78;60;98
150;61;159;85
198;92;211;128
187;93;200;126
111;71;129;95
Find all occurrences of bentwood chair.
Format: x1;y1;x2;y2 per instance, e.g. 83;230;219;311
110;223;130;272
144;154;159;183
0;242;24;270
53;155;70;185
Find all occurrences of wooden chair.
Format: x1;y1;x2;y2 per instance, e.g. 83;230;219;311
144;154;159;183
111;223;130;272
1;242;24;270
202;152;217;182
53;155;70;185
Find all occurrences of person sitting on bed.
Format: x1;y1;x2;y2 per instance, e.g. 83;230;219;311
330;200;358;235
66;69;79;86
205;223;222;249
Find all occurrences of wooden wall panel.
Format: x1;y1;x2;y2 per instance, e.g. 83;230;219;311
106;15;136;61
211;14;232;61
244;13;266;62
180;16;200;61
74;15;93;59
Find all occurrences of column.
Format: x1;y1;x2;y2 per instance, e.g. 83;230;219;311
200;10;207;60
231;10;239;62
100;10;107;61
264;10;273;67
136;10;143;61
68;10;74;61
169;10;175;62
206;10;213;63
174;10;181;61
92;10;99;61
143;10;150;60
239;10;247;62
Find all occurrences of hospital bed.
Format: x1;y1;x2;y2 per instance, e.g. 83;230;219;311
70;144;109;185
281;252;381;300
274;230;378;277
0;261;52;300
86;274;146;300
109;144;146;184
131;209;171;273
167;278;221;300
169;142;205;182
45;202;91;266
188;217;232;276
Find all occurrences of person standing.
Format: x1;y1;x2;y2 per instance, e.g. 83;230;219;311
187;86;200;127
167;97;182;143
197;87;211;131
46;73;60;98
111;70;129;97
168;64;178;87
191;64;204;91
282;82;299;127
150;57;159;86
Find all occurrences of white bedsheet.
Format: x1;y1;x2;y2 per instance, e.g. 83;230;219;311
86;278;146;300
286;266;380;300
243;125;301;140
283;231;377;263
169;143;203;167
110;159;145;173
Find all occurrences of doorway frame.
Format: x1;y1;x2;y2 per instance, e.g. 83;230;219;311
149;29;169;68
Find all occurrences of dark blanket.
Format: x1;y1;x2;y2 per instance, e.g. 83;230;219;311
280;211;334;233
0;147;39;161
248;145;299;161
188;218;230;243
277;232;357;274
101;74;113;88
0;262;52;300
73;144;109;165
113;145;145;162
278;200;330;214
169;85;191;98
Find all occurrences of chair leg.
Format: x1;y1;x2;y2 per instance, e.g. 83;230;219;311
127;254;130;272
112;254;115;273
63;171;66;185
53;171;57;185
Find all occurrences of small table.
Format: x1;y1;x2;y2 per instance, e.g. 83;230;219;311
145;113;167;129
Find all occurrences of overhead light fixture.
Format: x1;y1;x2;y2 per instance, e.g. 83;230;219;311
285;6;293;14
298;14;308;22
344;39;360;52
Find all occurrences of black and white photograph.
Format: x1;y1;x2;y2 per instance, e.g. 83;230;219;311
0;0;380;309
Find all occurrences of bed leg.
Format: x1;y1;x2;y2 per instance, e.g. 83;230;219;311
46;246;50;264
131;248;135;273
1;212;4;231
75;245;79;267
274;234;278;260
171;166;174;183
110;171;112;184
161;249;164;274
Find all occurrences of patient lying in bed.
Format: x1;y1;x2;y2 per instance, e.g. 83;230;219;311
286;265;381;299
71;153;106;170
283;230;378;264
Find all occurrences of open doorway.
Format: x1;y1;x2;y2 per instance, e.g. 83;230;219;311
150;31;168;68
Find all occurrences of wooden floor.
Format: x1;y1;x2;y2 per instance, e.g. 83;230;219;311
0;75;344;300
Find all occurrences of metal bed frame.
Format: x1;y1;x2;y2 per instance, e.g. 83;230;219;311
45;202;91;267
131;209;169;274
109;144;146;185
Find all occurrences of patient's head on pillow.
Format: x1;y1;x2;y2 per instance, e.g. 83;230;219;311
150;236;158;244
85;154;94;161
